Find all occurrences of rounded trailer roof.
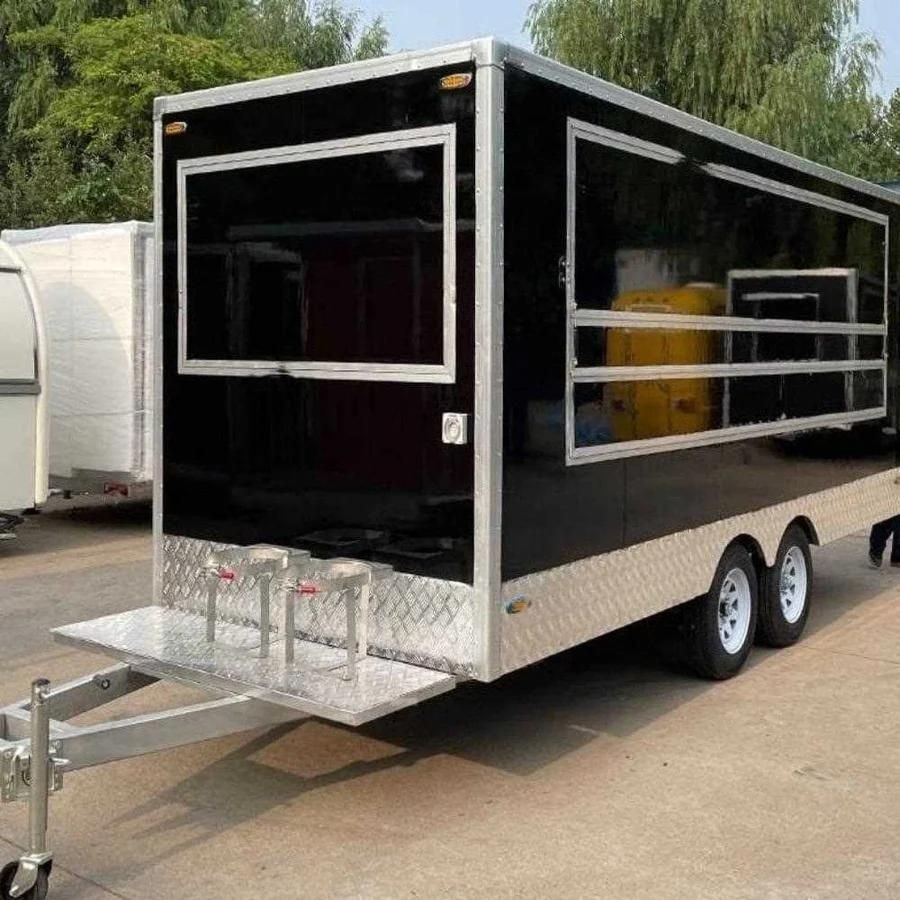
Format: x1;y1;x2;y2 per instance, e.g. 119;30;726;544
0;240;25;271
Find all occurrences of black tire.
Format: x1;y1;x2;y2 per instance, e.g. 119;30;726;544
0;862;49;900
684;544;759;680
757;525;812;648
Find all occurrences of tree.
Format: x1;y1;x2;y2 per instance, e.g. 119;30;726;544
856;89;900;181
526;0;900;180
0;1;388;227
224;0;388;69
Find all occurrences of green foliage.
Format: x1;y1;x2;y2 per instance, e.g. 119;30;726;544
1;140;152;225
0;1;388;228
527;0;900;181
225;0;389;68
36;15;283;148
856;89;900;181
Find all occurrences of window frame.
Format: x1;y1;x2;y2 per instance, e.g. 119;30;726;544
176;124;458;383
565;117;889;465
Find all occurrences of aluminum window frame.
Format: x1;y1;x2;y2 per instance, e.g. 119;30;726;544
176;124;458;383
565;117;889;465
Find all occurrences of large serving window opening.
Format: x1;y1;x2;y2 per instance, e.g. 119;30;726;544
565;118;889;464
177;125;457;382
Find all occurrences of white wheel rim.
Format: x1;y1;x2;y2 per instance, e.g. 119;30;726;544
718;567;752;655
779;546;808;625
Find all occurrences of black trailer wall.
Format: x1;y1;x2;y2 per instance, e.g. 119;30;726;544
161;66;477;583
502;66;900;581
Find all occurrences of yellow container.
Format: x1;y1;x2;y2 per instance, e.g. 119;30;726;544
606;285;726;442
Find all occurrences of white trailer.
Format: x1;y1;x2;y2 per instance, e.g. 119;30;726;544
0;241;49;538
2;223;153;498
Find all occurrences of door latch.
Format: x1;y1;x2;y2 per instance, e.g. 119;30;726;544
442;413;469;445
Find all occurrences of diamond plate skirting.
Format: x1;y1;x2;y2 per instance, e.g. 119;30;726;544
161;535;477;676
500;467;900;674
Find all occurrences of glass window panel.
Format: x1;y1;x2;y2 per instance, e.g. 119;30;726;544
575;328;882;368
573;138;886;323
858;335;884;359
731;332;831;363
574;380;724;446
183;143;447;365
853;369;885;409
576;325;723;367
574;370;883;448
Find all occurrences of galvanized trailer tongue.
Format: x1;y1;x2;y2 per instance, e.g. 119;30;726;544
0;548;458;899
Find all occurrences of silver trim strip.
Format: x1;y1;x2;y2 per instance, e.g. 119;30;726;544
156;41;480;116
565;115;577;465
569;408;886;464
568;122;889;306
176;125;458;383
729;266;865;278
473;52;505;680
704;163;889;226
573;309;885;335
179;360;453;380
177;125;453;175
152;117;164;606
505;44;900;208
570;119;684;165
572;359;885;384
884;218;891;411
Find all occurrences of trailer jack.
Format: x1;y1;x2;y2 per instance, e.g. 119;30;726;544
0;666;304;899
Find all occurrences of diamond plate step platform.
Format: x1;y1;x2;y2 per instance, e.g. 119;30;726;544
51;607;458;726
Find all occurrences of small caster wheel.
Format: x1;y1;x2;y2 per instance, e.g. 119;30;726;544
0;861;50;900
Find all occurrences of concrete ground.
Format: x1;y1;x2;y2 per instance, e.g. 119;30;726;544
1;501;899;899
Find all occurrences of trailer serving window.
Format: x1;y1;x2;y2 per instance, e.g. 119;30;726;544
177;125;457;382
565;118;889;463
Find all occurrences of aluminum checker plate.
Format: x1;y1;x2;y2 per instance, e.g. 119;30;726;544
52;607;458;726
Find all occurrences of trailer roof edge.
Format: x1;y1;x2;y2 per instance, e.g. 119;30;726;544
153;36;898;206
154;38;501;118
503;45;900;207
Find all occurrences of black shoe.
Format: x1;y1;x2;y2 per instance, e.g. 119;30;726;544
869;551;883;569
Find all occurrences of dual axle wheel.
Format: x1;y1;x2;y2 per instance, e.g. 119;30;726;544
685;524;813;680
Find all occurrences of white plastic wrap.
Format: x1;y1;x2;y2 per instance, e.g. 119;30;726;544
2;222;154;485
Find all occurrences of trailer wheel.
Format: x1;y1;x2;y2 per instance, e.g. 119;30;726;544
0;861;49;900
757;525;812;648
685;545;758;679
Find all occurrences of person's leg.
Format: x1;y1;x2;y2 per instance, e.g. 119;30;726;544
889;516;900;565
870;519;892;566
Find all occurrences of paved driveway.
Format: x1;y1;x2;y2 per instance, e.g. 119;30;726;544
1;502;898;898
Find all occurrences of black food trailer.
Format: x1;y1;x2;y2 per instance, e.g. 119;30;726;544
2;38;898;899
